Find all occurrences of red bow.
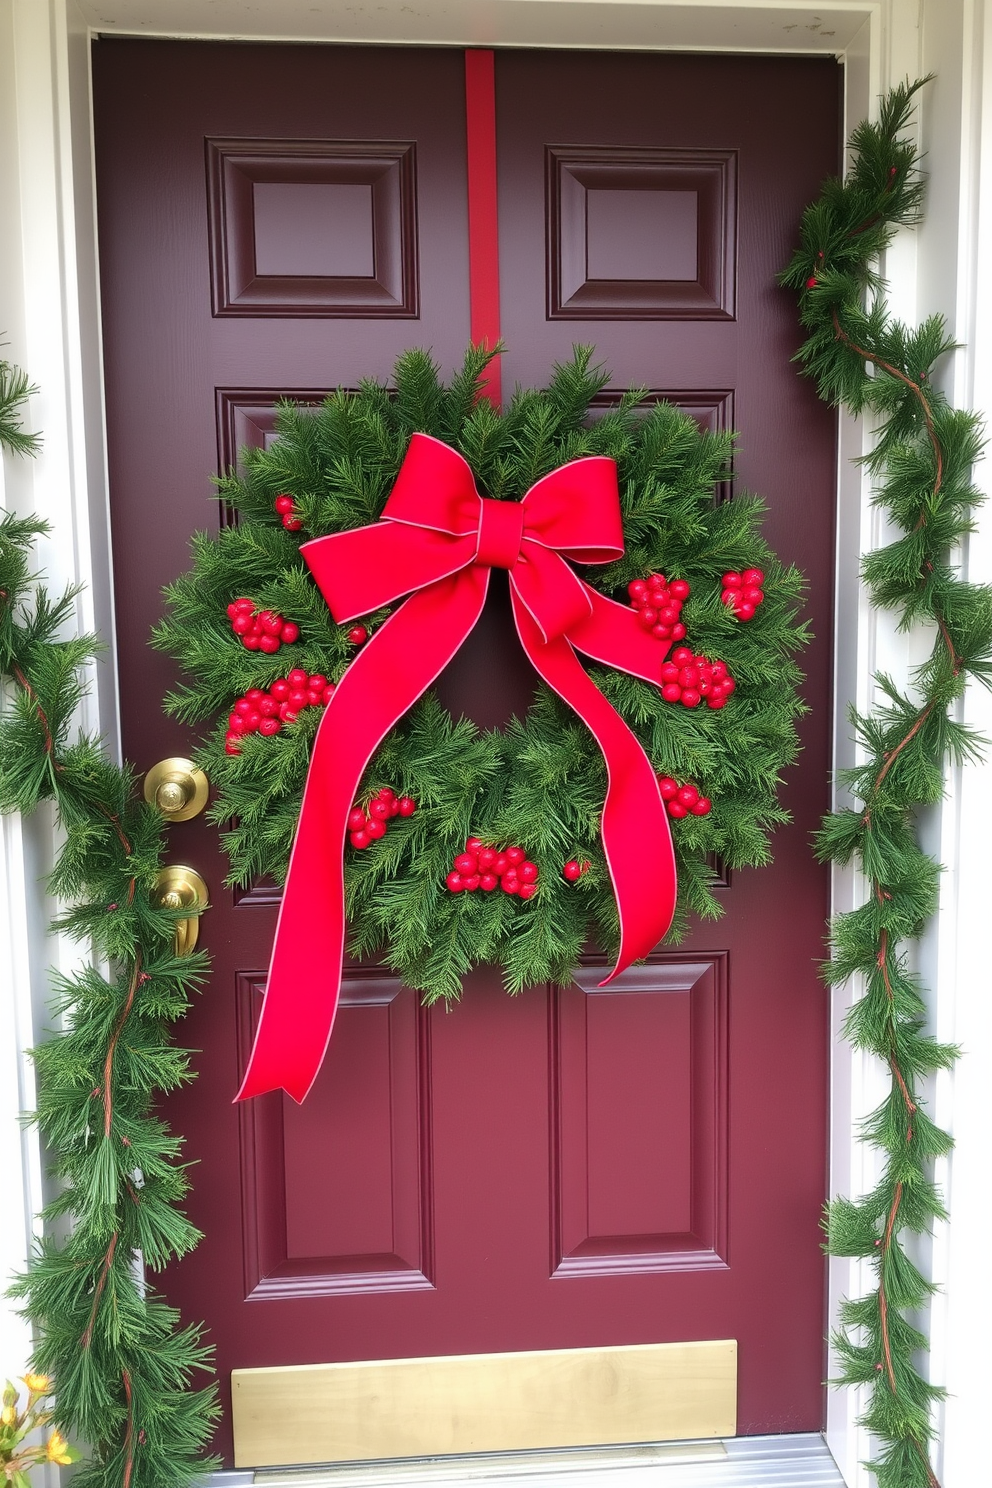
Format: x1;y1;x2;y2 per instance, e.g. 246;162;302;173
237;435;676;1102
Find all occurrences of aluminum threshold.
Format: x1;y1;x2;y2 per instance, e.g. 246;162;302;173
204;1433;845;1488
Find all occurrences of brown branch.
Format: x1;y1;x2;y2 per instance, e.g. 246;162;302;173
878;1180;904;1392
10;662;60;763
80;1231;118;1352
122;1367;135;1488
103;958;141;1139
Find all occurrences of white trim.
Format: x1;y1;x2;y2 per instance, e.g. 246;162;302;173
5;3;989;1486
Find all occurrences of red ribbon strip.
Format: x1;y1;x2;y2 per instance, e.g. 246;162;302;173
464;48;502;406
236;436;677;1102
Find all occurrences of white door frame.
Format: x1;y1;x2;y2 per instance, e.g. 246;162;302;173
2;3;990;1485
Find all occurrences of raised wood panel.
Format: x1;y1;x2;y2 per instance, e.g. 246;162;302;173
232;1340;737;1466
237;970;434;1297
552;956;729;1276
546;147;737;320
206;138;419;317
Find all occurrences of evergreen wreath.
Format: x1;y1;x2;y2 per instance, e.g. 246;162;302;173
0;356;219;1486
783;79;990;1488
156;348;808;998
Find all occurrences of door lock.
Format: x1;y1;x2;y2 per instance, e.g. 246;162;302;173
143;757;209;821
152;865;209;956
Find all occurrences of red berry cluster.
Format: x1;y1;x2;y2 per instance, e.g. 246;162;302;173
721;568;765;621
446;838;538;898
660;647;735;710
627;572;689;643
224;668;334;754
562;859;590;882
227;596;300;653
658;776;712;818
348;787;416;849
274;494;303;532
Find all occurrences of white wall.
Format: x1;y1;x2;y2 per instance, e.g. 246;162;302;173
1;2;988;1484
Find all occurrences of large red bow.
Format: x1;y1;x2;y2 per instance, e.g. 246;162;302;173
237;434;677;1102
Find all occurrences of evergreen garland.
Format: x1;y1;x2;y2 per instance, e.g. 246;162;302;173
782;79;990;1488
0;358;219;1485
156;347;808;1000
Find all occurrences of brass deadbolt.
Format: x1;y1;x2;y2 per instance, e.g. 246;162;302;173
143;757;209;821
152;865;209;957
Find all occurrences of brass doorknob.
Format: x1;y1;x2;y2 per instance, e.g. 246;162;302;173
143;757;209;821
152;865;209;956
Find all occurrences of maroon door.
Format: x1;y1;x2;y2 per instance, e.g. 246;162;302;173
93;39;839;1466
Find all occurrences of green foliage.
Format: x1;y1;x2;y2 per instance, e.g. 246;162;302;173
0;372;218;1482
156;346;808;1000
783;78;989;1487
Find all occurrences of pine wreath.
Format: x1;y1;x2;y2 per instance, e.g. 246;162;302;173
156;347;808;1006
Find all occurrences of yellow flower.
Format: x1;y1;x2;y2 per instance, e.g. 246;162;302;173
23;1374;50;1394
46;1430;73;1464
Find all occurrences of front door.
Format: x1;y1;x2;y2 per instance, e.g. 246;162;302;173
93;39;839;1467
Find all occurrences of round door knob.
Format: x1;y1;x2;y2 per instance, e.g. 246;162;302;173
142;757;209;821
152;865;209;956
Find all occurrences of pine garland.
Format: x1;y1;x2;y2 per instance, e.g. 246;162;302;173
0;360;218;1485
782;80;991;1488
156;346;808;1000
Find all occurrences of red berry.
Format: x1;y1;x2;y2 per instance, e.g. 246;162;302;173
366;819;387;840
707;696;726;710
662;683;682;703
466;836;484;852
692;797;712;816
671;623;687;640
225;736;241;755
307;688;324;707
274;495;294;514
259;697;278;717
348;625;368;644
231;613;252;635
711;662;728;680
742;568;765;587
480;873;499;891
493;853;509;876
506;845;525;865
658;776;678;800
259;717;281;736
308;674;328;692
671;647;693;665
289;689;308;710
661;663;680;683
652;624;672;640
454;852;477;876
678;784;699;808
397;797;416;817
378;787;396;801
322;685;335;704
519;862;539;884
667;800;689;819
242;632;261;650
657;605;679;626
287;669;307;687
736;602;756;620
244;710;261;731
348;808;367;831
369;800;391;821
235;698;252;716
270;679;290;701
258;611;279;635
502;875;519;894
283;515;303;531
463;874;481;892
679;666;699;688
246;688;265;704
722;572;743;589
446;871;464;892
806;275;818;289
228;714;244;733
234;597;254;613
638;608;658;629
477;847;497;871
721;677;736;695
669;579;690;601
519;883;537;900
259;633;280;654
351;830;371;850
681;689;701;708
742;587;763;606
722;590;738;608
628;580;648;602
563;860;582;882
280;621;299;644
278;704;298;723
650;572;666;587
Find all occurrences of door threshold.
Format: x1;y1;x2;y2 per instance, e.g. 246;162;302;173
204;1433;845;1488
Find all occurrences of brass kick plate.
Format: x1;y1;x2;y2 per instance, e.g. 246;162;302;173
232;1340;737;1469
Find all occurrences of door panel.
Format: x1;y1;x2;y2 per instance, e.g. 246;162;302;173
93;39;838;1465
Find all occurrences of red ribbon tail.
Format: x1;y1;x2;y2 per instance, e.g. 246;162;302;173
510;593;677;981
235;571;489;1103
